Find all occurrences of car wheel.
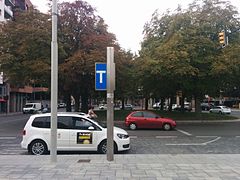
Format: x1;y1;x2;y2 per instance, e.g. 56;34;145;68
98;140;117;154
209;110;212;113
219;111;223;114
29;140;48;155
163;123;171;131
129;123;137;130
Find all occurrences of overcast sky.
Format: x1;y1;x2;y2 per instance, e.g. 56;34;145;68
31;0;240;54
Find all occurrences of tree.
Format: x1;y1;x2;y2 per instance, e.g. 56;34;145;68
140;0;240;112
0;10;53;87
57;0;118;112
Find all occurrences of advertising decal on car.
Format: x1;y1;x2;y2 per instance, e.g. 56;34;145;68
77;132;92;144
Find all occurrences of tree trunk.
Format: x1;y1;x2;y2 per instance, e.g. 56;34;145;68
145;97;148;110
64;92;72;112
169;96;173;111
181;96;185;112
74;94;80;112
160;97;164;110
81;91;89;113
195;95;201;113
121;98;124;110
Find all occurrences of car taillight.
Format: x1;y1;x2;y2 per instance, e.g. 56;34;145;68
22;130;26;136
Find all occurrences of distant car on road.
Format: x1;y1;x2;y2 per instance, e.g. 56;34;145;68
173;102;192;112
125;110;176;131
99;104;107;110
209;106;231;114
58;103;66;108
201;103;214;111
123;104;133;110
153;102;160;109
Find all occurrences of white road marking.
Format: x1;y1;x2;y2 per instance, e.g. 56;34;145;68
176;129;192;136
203;137;221;145
0;144;20;147
129;136;137;139
166;136;221;146
0;137;16;140
196;136;218;138
156;136;177;138
236;136;240;138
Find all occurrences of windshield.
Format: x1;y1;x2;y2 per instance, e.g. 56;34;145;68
92;119;107;128
24;104;33;108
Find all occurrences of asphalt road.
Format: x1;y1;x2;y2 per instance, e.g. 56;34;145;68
0;112;240;155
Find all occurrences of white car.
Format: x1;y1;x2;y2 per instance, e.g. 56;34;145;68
153;103;160;109
99;104;107;110
209;106;231;114
21;113;130;155
58;103;66;108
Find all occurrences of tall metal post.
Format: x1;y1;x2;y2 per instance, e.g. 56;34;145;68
50;0;58;163
107;47;115;161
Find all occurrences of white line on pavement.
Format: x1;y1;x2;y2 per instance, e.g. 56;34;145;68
203;137;221;145
196;136;218;138
176;129;192;136
0;137;16;140
130;136;138;139
0;144;20;147
166;136;221;146
236;136;240;138
156;136;177;138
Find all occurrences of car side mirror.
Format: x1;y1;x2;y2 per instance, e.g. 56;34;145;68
88;126;95;130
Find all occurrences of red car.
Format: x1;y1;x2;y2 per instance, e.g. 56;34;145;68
125;111;176;131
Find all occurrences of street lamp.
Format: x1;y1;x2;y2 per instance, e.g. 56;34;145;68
50;0;58;163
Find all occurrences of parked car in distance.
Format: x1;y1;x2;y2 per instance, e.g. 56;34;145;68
99;104;107;110
201;103;214;111
58;103;66;108
21;113;130;155
123;104;133;110
209;106;231;114
173;102;192;112
125;111;176;131
153;102;160;109
23;103;42;114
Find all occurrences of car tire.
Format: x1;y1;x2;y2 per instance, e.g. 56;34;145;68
129;123;137;130
29;140;48;155
98;140;117;154
209;110;212;113
163;123;171;131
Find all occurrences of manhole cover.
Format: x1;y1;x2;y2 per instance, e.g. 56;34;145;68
77;159;91;163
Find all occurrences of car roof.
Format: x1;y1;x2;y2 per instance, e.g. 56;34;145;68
31;112;88;118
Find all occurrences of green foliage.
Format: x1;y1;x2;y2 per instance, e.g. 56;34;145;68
0;10;52;87
139;0;240;103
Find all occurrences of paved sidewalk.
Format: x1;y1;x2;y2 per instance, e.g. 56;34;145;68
0;154;240;179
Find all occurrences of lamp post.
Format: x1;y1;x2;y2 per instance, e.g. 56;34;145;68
50;0;58;163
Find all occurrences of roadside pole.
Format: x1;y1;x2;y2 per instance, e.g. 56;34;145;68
107;47;115;161
50;0;58;163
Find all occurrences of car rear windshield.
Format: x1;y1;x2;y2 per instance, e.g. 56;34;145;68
24;104;34;108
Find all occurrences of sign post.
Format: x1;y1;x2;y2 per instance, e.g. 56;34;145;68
50;0;58;163
106;47;115;161
95;48;115;161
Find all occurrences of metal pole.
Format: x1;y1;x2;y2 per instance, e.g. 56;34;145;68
50;0;58;163
107;47;115;161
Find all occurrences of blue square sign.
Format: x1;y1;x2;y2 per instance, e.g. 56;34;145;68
95;63;107;90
